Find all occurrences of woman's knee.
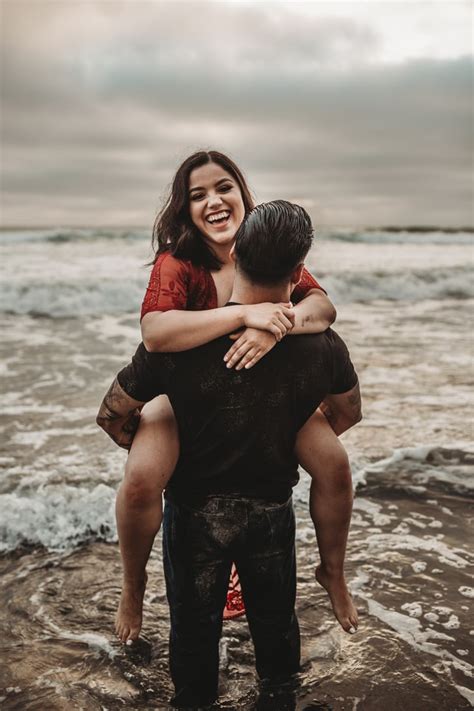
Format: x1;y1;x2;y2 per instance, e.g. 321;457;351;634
118;474;163;510
124;396;179;491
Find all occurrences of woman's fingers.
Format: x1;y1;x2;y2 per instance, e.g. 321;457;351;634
278;303;296;326
224;338;244;363
243;351;266;369
234;348;259;370
269;324;284;341
225;342;253;368
276;314;294;332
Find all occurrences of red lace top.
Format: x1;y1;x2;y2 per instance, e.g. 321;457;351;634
141;252;326;320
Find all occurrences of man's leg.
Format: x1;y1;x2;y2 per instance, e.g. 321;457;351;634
163;497;233;707
115;396;179;643
295;410;358;633
235;497;300;681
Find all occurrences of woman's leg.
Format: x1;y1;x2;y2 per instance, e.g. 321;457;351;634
295;410;358;633
115;395;179;643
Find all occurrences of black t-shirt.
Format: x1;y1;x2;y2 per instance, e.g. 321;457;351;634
117;328;358;503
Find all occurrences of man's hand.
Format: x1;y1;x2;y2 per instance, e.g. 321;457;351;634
242;302;295;341
96;378;145;450
224;328;278;370
320;382;362;436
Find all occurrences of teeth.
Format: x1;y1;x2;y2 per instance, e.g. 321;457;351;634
207;211;230;223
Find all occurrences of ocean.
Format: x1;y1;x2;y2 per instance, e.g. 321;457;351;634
0;227;473;710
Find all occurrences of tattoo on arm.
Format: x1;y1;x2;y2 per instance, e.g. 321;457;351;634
320;401;337;431
96;379;143;449
320;383;362;436
347;387;361;413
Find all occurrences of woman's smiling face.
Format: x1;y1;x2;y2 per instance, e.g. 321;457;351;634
188;162;246;250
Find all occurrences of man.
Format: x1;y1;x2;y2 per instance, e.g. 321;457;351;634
97;201;362;707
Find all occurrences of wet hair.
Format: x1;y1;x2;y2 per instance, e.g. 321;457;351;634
151;150;254;270
234;200;314;285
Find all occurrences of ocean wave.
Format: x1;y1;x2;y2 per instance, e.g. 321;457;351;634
1;445;472;554
354;444;474;496
2;227;472;246
0;483;117;554
0;228;149;245
1;266;472;317
0;279;145;317
322;266;473;304
322;228;474;245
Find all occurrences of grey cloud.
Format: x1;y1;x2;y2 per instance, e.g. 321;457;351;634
1;1;472;226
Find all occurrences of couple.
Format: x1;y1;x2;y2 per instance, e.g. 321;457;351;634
97;151;362;707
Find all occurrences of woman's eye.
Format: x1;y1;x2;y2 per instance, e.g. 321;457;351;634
219;184;232;192
191;193;204;201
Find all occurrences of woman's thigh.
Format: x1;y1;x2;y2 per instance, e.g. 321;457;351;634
295;410;349;477
125;395;179;489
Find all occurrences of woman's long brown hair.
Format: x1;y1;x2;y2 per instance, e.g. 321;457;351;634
151;150;255;270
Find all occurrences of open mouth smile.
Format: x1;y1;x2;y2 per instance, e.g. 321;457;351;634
206;210;231;225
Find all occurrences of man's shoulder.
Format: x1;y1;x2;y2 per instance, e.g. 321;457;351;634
284;328;334;353
283;328;350;368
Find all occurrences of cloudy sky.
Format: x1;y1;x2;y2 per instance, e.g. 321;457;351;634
1;0;472;227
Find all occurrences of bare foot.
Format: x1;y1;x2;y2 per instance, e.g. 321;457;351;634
315;564;358;634
115;572;148;644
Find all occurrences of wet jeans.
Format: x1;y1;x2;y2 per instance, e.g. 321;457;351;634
162;493;300;708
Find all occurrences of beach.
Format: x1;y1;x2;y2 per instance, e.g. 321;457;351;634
0;227;473;710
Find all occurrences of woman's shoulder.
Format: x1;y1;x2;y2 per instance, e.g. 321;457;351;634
154;250;192;271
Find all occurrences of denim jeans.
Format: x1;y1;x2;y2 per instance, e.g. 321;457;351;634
162;493;300;708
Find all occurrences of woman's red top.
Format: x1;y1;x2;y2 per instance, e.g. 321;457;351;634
141;252;325;320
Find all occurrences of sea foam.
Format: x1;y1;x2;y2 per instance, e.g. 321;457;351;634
0;484;117;553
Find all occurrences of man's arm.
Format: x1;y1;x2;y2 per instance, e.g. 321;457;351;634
320;381;362;436
96;377;146;450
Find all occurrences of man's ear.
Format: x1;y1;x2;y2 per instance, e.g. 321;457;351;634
229;244;236;263
291;263;305;286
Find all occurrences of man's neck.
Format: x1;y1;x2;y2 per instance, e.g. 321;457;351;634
229;277;292;305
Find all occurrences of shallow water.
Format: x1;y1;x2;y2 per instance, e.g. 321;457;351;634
1;229;473;708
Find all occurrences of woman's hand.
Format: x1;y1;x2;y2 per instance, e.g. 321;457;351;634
224;328;279;370
242;302;295;341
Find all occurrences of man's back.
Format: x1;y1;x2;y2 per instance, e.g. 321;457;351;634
118;328;357;502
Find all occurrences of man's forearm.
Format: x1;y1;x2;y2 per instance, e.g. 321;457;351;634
96;378;144;449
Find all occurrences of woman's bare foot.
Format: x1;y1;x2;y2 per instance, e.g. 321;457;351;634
315;564;358;634
115;572;148;644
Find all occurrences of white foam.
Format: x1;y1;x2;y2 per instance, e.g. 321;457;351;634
364;532;471;569
352;498;393;526
57;631;118;659
459;586;474;598
442;615;460;630
367;598;473;692
0;484;117;552
401;602;423;618
355;444;474;495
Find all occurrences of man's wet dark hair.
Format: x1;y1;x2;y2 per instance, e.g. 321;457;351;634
234;200;314;285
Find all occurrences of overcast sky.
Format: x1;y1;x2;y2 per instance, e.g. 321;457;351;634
1;0;472;227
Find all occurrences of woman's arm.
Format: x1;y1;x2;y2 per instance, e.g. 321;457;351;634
290;288;337;335
141;302;295;352
223;289;336;369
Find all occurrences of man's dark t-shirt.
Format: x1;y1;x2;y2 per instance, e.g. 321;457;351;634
117;328;358;504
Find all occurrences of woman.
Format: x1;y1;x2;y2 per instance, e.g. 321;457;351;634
115;150;358;644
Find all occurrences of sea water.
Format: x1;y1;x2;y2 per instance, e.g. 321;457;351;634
0;227;473;709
